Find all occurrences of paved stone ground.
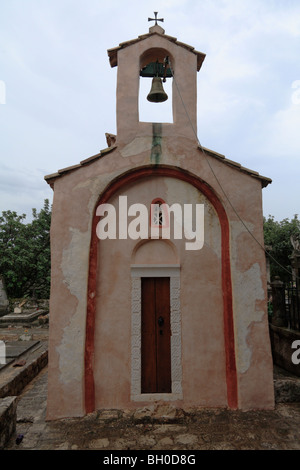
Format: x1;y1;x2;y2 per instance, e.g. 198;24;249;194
3;365;300;451
0;325;49;342
2;325;300;453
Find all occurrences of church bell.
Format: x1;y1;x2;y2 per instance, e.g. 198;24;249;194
147;76;168;103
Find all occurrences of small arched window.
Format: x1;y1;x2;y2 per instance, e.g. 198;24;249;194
150;198;169;229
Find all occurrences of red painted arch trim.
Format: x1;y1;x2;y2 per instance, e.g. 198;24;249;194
84;165;238;413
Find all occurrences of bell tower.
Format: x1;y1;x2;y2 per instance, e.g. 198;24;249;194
107;14;206;146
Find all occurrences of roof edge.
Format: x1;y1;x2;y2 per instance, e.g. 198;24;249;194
200;146;272;188
44;145;117;186
107;31;206;71
44;142;271;190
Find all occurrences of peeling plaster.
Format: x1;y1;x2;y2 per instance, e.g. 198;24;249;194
56;170;126;386
58;227;90;384
229;220;267;373
73;171;120;220
233;262;265;374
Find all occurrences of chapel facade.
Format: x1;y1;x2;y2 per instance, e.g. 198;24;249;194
45;20;274;419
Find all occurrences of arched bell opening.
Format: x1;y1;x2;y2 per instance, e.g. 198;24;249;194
139;47;174;123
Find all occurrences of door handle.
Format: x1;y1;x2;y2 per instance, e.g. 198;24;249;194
158;316;164;327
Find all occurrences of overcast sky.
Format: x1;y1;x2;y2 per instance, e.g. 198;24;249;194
1;0;300;222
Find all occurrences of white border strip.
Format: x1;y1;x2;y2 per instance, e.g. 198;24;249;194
131;265;180;278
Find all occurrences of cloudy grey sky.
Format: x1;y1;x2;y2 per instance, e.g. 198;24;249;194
1;0;300;222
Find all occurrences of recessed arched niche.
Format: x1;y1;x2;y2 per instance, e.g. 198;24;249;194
131;238;179;265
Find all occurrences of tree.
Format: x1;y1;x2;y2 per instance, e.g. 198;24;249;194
263;214;300;284
0;199;51;299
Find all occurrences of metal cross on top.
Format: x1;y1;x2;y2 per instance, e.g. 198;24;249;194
148;12;164;26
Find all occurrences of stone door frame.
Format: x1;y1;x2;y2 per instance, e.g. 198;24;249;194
131;265;182;402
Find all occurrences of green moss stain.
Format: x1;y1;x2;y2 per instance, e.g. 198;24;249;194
151;123;162;164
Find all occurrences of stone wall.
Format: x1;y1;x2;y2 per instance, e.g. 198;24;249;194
0;396;17;449
0;347;48;399
9;298;49;311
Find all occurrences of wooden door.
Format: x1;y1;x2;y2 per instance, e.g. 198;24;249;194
141;277;171;393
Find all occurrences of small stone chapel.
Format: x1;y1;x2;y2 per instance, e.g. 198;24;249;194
45;18;275;420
